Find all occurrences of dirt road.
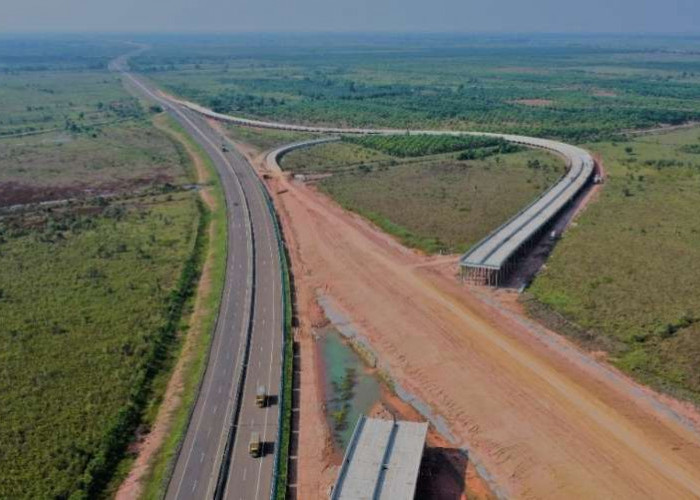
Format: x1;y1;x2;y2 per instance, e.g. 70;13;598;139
263;167;700;498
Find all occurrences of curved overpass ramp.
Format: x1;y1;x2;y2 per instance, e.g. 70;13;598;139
187;99;595;287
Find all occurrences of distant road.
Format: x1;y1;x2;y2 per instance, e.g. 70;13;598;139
112;53;283;500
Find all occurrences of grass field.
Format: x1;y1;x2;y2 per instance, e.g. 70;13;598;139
0;121;189;206
0;191;199;498
282;141;563;253
528;126;700;401
343;134;519;158
0;38;206;497
133;33;700;142
0;70;142;137
280;141;392;173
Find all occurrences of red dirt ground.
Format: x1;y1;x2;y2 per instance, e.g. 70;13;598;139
258;157;700;499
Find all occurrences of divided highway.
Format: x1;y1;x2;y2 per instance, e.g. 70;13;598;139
110;47;592;500
112;54;284;500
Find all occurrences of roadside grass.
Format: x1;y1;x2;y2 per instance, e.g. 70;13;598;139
283;143;563;253
223;123;315;151
138;116;228;500
0;191;199;498
0;57;204;497
527;127;700;402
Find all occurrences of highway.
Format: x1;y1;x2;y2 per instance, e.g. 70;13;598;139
110;46;592;499
112;54;284;500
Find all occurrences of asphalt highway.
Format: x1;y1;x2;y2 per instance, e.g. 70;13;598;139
112;46;590;499
113;54;284;500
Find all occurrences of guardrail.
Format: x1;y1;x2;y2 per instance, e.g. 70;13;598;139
254;174;293;500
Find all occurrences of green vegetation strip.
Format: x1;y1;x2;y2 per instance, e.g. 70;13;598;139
343;134;518;158
140;118;228;499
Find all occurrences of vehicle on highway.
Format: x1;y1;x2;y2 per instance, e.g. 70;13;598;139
256;385;267;408
249;432;262;458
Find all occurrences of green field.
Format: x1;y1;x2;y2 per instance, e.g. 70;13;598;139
134;33;700;142
343;134;520;158
0;121;189;206
280;141;392;173
0;38;204;498
528;127;700;401
0;193;199;498
281;141;563;253
0;71;142;137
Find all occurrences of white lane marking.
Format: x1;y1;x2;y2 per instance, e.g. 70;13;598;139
192;480;198;493
200;452;205;463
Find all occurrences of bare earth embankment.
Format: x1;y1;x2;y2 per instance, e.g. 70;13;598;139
257;151;700;498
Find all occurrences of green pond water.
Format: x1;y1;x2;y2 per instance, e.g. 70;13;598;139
320;327;381;450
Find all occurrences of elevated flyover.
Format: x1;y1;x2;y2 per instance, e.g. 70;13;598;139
248;120;595;288
330;417;428;500
457;136;594;285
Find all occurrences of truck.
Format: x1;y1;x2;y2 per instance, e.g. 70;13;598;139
249;432;261;458
256;385;267;408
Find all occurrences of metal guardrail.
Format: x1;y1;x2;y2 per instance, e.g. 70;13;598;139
256;177;291;500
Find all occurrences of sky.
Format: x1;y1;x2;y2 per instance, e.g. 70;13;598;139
1;0;699;34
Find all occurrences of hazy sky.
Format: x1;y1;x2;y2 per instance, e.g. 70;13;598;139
2;0;699;34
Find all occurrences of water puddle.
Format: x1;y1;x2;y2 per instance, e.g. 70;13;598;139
319;326;381;450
